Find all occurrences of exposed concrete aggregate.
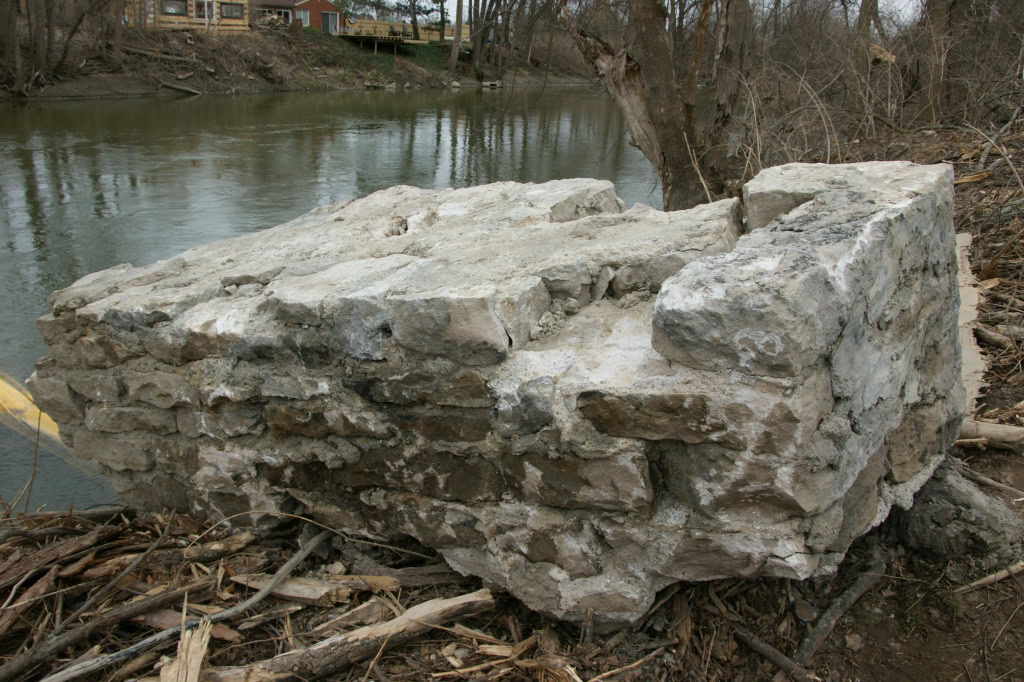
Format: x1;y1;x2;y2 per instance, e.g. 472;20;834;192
29;163;962;626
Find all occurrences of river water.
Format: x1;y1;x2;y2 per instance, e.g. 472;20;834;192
0;86;661;510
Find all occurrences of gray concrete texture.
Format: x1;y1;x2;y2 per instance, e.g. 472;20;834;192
28;162;963;626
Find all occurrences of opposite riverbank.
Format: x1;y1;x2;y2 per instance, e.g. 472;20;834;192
1;26;591;101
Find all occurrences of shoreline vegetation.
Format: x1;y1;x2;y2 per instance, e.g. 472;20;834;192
0;23;592;102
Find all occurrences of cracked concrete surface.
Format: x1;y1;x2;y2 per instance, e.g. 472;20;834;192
29;162;962;626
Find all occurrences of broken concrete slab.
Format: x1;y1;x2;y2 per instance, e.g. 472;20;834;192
29;163;962;628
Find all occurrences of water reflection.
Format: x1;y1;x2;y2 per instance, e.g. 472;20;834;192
0;87;661;508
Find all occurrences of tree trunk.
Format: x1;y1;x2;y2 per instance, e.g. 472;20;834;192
410;0;420;41
920;0;952;123
44;0;54;76
2;0;24;92
31;0;45;78
448;0;463;71
470;0;480;67
564;0;749;210
701;0;750;178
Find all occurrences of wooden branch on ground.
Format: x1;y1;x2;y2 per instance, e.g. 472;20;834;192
0;525;115;591
0;507;128;524
959;419;1024;454
158;79;203;96
794;559;885;665
0;578;215;682
953;559;1024;594
958;464;1024;498
0;526;84;544
974;324;1015;351
38;529;332;682
50;512;175;638
0;566;58;639
733;625;815;682
123;46;196;63
204;588;495;681
954;437;990;450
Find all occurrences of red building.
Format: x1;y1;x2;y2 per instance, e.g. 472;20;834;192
254;0;341;33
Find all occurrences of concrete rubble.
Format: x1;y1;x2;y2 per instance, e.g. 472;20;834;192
29;162;963;626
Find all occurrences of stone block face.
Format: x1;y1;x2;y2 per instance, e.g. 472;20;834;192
29;166;962;628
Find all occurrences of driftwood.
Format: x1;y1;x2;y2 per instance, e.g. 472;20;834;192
0;525;116;591
958;464;1024;498
158;79;203;96
974;324;1015;350
123;46;196;63
159;617;213;682
50;512;174;638
204;588;496;681
794;559;885;665
39;530;332;682
0;506;128;523
230;574;351;607
132;609;240;642
0;578;215;682
0;566;57;638
327;574;400;592
733;625;815;682
0;526;84;544
953;559;1024;594
959;418;1024;453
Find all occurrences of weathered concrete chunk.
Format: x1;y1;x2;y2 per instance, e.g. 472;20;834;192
367;369;492;408
85;405;177;435
30;167;962;628
123;371;200;409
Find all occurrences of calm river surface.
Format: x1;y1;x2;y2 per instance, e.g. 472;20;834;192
0;87;662;510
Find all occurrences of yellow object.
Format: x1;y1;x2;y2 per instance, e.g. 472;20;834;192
0;371;62;446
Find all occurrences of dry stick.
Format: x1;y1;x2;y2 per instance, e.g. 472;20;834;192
682;132;713;204
974;325;1015;351
204;589;495;681
976;106;1022;171
0;526;83;544
158;79;203;96
50;511;176;639
960;419;1024;454
588;646;666;682
0;507;130;526
793;559;885;665
992;600;1024;647
0;568;42;610
732;626;815;682
361;633;392;682
121;46;196;63
39;529;332;682
953;559;1024;594
0;577;215;682
958;465;1024;499
22;412;41;514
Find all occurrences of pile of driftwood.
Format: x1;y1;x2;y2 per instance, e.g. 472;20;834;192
0;509;500;681
0;504;932;682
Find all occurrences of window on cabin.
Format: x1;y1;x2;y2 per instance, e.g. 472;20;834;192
221;3;244;19
162;0;186;15
194;1;211;18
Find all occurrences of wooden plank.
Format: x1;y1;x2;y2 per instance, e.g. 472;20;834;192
230;574;351;606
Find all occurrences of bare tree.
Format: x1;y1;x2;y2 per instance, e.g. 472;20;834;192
564;0;752;210
448;0;464;71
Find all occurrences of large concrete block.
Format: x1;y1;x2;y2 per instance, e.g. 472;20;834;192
28;164;961;628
